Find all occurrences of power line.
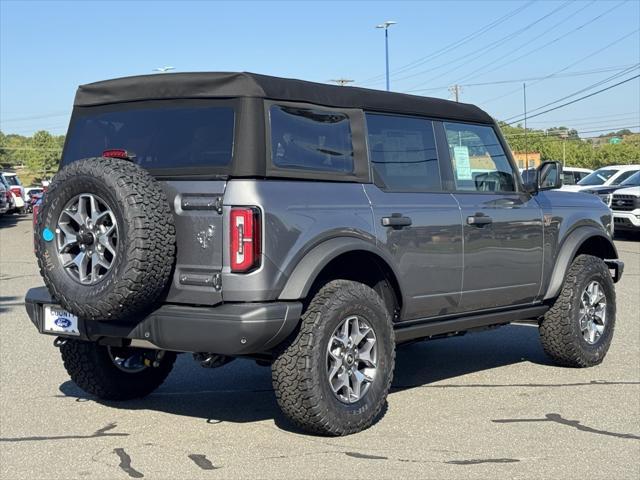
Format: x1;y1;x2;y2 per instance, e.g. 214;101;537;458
407;64;635;93
503;65;639;122
358;1;536;85
505;74;640;125
527;111;640;124
406;0;594;90
387;0;575;87
503;125;640;138
1;111;69;123
2;124;69;135
451;0;629;86
478;28;639;105
527;117;640;130
0;146;63;151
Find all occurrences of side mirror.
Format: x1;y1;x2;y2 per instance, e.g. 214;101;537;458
524;161;563;193
538;161;563;191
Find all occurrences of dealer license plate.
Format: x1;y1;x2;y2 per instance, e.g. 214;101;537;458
43;305;80;336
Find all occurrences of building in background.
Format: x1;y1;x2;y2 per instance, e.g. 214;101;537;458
512;152;541;170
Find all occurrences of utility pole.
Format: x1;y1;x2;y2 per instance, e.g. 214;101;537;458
448;84;462;102
329;79;355;86
523;83;529;171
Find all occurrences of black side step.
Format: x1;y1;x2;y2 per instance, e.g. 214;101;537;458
394;305;548;344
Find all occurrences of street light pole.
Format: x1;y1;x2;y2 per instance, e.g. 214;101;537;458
385;28;390;91
376;21;397;91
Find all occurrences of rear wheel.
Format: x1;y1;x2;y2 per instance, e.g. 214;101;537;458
539;254;616;367
60;340;176;400
272;280;395;436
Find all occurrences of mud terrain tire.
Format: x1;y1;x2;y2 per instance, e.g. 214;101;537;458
35;157;175;321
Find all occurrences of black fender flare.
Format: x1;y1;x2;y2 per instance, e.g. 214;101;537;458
543;226;617;300
278;237;402;301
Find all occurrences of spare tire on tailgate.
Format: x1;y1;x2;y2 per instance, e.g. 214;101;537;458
35;157;176;321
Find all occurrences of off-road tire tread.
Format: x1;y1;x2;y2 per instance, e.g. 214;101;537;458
272;280;395;436
60;340;176;400
539;254;615;367
35;157;175;320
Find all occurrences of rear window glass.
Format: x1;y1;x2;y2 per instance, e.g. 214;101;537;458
62;105;234;171
2;175;20;186
270;105;354;173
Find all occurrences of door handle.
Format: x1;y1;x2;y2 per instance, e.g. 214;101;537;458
467;214;493;227
382;214;412;229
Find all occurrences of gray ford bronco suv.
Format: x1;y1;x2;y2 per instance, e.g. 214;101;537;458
26;72;624;436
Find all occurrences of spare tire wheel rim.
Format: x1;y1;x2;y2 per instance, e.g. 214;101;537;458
579;280;607;345
326;315;378;404
56;193;119;285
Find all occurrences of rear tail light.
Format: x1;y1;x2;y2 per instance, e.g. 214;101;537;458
230;207;261;272
10;186;22;198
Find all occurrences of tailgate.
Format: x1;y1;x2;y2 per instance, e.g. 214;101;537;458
161;180;226;306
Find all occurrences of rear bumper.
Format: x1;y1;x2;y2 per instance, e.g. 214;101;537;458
25;287;302;355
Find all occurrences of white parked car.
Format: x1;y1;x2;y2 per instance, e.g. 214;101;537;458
24;187;44;202
0;172;26;213
561;166;592;186
561;164;640;192
607;171;640;232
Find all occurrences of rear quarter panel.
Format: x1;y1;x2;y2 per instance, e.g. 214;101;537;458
221;180;375;302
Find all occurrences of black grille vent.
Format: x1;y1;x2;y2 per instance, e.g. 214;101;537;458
611;194;636;212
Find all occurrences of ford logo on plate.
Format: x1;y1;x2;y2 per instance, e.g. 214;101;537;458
54;317;72;328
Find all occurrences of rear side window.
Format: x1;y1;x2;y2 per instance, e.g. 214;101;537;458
63;105;234;171
444;122;516;192
269;105;354;173
365;113;441;192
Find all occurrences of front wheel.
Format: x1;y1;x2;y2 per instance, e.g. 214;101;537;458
60;340;176;400
539;254;616;367
272;280;395;436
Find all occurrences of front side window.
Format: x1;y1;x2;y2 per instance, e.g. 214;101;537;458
366;113;441;192
270;105;354;173
63;105;235;171
444;122;516;192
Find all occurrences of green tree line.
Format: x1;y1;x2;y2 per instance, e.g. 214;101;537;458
500;123;640;169
0;130;64;182
1;124;639;182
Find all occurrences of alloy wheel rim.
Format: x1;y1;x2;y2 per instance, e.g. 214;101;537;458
55;193;118;285
326;315;377;404
579;280;607;345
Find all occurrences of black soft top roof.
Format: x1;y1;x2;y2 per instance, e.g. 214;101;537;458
74;72;494;124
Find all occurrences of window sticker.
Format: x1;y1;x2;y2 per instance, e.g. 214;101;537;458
453;145;472;180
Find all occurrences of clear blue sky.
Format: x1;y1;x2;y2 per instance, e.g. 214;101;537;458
1;0;639;137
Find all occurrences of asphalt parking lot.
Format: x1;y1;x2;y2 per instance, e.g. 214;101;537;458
1;213;638;479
